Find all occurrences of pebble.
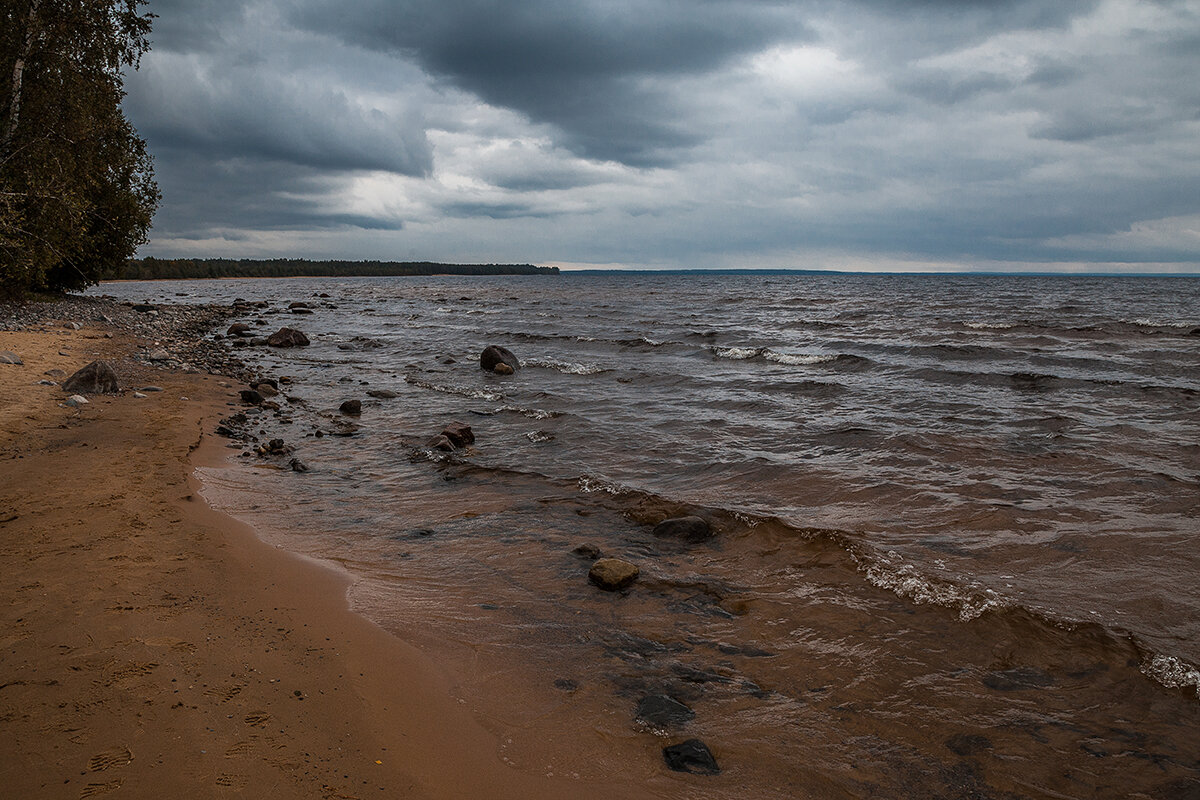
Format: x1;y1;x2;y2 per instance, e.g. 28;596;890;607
65;395;89;407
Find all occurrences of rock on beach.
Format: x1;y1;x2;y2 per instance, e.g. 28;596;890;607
62;360;119;394
0;351;22;365
267;327;310;347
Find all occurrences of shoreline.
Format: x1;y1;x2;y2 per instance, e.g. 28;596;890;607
0;304;649;798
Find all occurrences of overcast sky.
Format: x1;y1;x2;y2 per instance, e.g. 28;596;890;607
124;0;1200;272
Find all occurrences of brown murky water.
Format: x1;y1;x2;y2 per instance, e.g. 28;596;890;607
100;274;1200;798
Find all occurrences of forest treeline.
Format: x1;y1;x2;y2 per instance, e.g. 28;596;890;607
116;258;560;280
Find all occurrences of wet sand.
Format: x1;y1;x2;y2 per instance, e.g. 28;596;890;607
0;322;648;799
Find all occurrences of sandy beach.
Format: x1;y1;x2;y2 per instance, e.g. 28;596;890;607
0;312;644;799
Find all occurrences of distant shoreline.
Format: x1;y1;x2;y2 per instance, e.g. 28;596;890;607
116;258;559;281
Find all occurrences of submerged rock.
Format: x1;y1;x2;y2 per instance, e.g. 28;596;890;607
366;389;398;399
572;544;602;560
339;399;362;416
480;345;519;372
662;739;720;775
267;327;310;347
636;695;695;729
427;434;455;452
441;421;475;447
652;516;713;543
62;360;119;394
588;558;640;591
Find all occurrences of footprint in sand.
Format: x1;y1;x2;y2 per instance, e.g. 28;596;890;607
214;773;249;789
243;711;271;727
79;779;123;798
87;747;132;772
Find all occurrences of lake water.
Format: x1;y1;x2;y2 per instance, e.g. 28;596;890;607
95;273;1200;798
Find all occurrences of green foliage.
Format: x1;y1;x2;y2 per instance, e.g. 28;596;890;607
120;258;560;279
0;0;158;296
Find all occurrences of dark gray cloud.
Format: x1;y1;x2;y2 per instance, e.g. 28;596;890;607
288;0;809;165
125;0;1200;270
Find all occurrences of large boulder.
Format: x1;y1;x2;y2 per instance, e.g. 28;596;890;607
589;558;640;591
62;360;119;394
480;345;519;372
267;327;310;347
652;516;713;543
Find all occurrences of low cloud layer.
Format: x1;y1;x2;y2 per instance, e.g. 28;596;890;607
125;0;1200;271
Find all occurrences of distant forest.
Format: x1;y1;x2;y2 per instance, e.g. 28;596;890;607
115;258;559;280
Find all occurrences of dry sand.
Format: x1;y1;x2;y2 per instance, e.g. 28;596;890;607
0;322;645;799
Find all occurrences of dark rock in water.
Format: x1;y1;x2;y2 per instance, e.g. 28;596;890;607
339;399;362;416
572;544;602;560
480;345;519;372
288;301;310;309
328;421;359;436
367;389;398;399
290;307;314;314
253;382;279;398
239;389;264;405
249;337;268;346
636;695;695;729
662;739;720;775
337;344;353;350
0;351;23;365
427;434;455;451
227;323;252;337
982;666;1054;691
62;360;119;394
589;558;640;590
441;421;475;447
267;327;310;347
255;377;278;389
1188;327;1200;336
266;438;291;454
652;516;713;542
945;734;993;756
493;362;514;376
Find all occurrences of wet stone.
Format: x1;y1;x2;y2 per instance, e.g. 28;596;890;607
493;362;514;375
441;421;475;447
662;739;720;775
652;516;713;543
480;344;520;372
266;327;310;347
636;694;695;729
366;389;398;399
240;389;264;405
572;544;602;560
588;558;640;591
340;399;362;415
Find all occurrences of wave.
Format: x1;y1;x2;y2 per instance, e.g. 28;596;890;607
710;345;863;367
521;357;610;375
404;376;505;401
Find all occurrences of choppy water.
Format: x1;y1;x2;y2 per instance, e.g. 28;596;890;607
96;273;1200;798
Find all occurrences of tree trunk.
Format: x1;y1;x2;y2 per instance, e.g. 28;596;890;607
2;0;42;159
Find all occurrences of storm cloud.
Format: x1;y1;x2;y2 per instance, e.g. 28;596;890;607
125;0;1200;271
